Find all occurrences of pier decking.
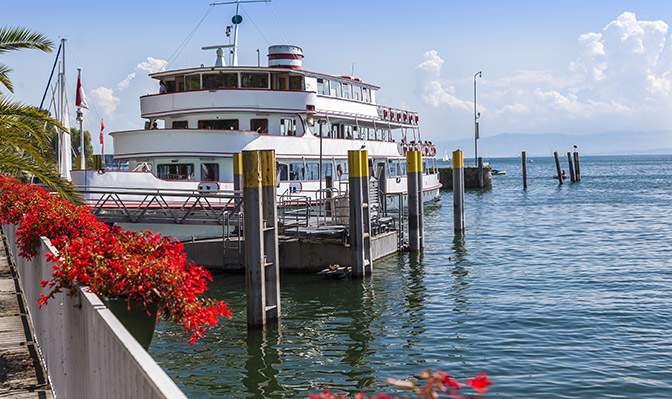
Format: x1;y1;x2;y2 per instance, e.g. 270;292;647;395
0;234;52;398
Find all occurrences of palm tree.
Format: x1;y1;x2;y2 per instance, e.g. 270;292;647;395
0;27;79;202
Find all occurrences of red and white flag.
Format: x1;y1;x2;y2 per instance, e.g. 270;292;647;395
75;70;88;109
100;119;105;155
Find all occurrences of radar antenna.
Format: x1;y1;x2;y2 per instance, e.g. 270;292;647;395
209;0;271;66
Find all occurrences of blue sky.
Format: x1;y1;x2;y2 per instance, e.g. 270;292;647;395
4;1;672;153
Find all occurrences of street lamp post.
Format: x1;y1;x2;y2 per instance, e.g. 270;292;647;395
474;71;482;166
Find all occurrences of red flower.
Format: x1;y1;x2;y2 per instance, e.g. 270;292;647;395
465;371;491;393
0;175;231;344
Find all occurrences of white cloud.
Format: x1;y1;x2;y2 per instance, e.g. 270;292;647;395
137;57;168;74
416;12;672;137
116;72;136;91
89;86;120;116
415;50;472;112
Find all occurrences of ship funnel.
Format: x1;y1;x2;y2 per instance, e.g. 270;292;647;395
268;45;304;69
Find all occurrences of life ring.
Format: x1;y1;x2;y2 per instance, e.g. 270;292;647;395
402;144;408;155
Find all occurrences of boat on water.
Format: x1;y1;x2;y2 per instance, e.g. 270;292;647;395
442;150;450;162
491;169;506;175
72;5;441;208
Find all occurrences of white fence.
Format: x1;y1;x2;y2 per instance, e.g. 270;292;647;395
2;224;188;399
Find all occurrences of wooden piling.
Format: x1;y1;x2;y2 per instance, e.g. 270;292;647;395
573;151;581;182
477;157;484;188
243;150;280;327
406;150;423;251
522;151;527;189
348;149;373;277
452;150;465;233
233;153;243;192
260;150;280;321
553;151;563;185
567;152;576;182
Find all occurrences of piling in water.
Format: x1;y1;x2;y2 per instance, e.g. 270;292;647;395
573;151;581;182
567;152;576;183
477;157;484;189
407;150;423;252
522;151;527;190
554;151;563;185
348;149;373;277
233;153;243;192
243;150;280;327
452;150;465;233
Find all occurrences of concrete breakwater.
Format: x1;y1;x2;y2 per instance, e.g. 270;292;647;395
438;165;492;190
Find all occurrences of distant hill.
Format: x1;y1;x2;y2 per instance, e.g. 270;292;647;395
433;130;672;158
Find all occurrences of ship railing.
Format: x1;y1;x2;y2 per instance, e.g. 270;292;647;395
75;186;243;226
278;189;313;234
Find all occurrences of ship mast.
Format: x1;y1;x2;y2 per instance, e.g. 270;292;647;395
209;0;271;66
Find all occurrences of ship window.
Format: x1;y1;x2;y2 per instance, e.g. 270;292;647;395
289;162;304;181
280;118;297;136
185;74;201;91
198;119;239;130
203;72;238;89
322;162;333;178
289;76;303;90
329;80;341;97
241;72;269;88
251;118;268;134
305;162;319;180
175;76;185;92
362;87;370;102
400;160;407;176
317;78;329;95
342;83;351;99
277;164;289;181
156;163;194;180
165;80;176;93
344;125;353;139
353;86;362;101
172;121;188;129
200;163;219;181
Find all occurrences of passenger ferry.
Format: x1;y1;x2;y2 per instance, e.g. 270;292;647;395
72;14;441;207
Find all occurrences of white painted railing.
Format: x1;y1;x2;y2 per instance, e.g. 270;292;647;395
2;224;187;399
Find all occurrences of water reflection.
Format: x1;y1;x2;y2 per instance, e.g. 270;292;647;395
403;252;427;346
243;323;283;399
450;234;471;314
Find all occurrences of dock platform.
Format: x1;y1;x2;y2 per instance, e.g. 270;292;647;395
0;233;52;398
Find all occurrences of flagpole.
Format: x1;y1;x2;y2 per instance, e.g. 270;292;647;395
76;68;85;170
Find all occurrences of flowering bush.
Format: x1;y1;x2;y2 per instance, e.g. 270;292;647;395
0;174;231;343
308;370;491;399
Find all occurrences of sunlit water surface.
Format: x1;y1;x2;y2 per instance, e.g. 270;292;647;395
150;155;672;398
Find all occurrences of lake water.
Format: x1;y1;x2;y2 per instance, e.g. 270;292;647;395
150;155;672;398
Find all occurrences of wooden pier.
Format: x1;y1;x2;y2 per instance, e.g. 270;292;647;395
0;234;52;398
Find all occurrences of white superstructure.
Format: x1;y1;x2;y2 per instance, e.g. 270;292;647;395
72;31;441;205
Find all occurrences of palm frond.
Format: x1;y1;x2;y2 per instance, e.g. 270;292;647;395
0;149;81;204
0;63;12;93
0;27;53;54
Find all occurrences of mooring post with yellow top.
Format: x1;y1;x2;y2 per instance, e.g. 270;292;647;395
242;150;280;327
348;149;373;277
407;150;423;251
233;153;243;192
453;150;465;233
260;150;280;321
